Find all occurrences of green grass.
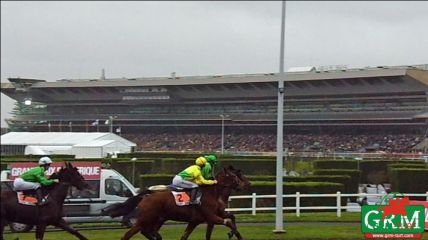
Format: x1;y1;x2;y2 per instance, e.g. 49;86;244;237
8;212;428;240
4;224;364;240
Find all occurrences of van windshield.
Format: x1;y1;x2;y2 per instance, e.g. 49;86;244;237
67;180;100;199
105;178;133;197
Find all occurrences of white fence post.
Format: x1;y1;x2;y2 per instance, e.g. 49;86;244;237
296;192;300;217
252;192;257;215
226;192;426;214
336;191;341;217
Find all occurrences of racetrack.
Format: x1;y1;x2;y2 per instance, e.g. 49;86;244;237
2;222;370;240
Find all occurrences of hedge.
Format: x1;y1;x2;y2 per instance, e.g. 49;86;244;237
359;160;394;184
140;174;174;189
313;160;358;170
246;175;352;192
389;168;428;200
150;160;278;175
110;160;155;186
216;160;276;175
359;160;426;184
387;163;427;171
116;158;277;175
312;169;360;194
285;175;352;193
395;160;425;165
118;152;275;160
138;174;353;193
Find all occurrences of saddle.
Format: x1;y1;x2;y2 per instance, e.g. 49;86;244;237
15;189;48;206
147;185;202;206
16;190;38;206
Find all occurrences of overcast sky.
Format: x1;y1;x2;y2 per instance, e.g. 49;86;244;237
2;1;428;127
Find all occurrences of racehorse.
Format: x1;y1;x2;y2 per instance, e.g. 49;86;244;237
180;166;251;240
0;162;90;240
102;166;248;240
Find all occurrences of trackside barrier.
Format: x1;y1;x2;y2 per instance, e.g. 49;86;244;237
226;192;428;217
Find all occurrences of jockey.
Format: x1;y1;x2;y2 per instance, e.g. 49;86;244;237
172;156;217;205
13;156;58;206
201;155;217;180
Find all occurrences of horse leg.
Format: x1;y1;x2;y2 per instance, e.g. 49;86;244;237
35;223;47;240
153;219;166;240
203;213;237;237
123;224;144;240
0;202;6;240
0;217;6;240
225;213;243;240
180;222;199;240
53;218;88;240
205;223;214;240
153;232;163;240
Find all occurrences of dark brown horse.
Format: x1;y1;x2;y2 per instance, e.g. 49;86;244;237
180;166;251;240
103;166;247;240
0;162;90;240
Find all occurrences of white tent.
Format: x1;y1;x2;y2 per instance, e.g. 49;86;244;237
1;132;136;158
25;145;73;155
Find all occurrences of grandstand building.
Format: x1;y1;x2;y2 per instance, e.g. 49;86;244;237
1;64;427;153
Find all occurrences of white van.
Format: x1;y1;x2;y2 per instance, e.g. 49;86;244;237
1;166;140;232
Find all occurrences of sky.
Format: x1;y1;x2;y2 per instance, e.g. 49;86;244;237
2;1;428;128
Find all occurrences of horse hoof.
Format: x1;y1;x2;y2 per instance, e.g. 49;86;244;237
227;232;234;239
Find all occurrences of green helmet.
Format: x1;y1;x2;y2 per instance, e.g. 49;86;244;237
204;155;217;164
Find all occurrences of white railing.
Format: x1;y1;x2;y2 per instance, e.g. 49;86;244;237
226;192;428;217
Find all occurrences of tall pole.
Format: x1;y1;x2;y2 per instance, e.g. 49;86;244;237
131;157;137;186
109;116;113;133
274;0;286;234
221;115;225;154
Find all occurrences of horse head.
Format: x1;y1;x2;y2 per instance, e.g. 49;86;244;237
57;162;90;190
226;165;251;191
216;166;244;191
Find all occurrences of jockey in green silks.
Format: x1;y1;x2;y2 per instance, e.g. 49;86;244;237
13;156;59;206
201;155;218;180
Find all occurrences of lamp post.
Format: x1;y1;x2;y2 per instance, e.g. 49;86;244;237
108;116;117;133
109;116;113;133
220;114;229;154
131;157;137;185
274;0;286;234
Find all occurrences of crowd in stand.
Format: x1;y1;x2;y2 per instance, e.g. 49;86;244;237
123;133;424;153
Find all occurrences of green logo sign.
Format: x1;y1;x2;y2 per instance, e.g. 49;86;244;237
361;193;425;239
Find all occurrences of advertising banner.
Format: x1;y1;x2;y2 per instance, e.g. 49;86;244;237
409;200;428;230
9;162;102;180
361;193;426;239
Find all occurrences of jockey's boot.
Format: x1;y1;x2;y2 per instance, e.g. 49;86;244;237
35;188;48;206
189;188;200;205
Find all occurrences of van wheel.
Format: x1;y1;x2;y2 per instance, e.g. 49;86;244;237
9;222;34;232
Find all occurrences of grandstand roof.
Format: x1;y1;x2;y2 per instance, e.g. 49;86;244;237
1;64;427;130
0;132;136;147
1;64;427;89
1;65;427;104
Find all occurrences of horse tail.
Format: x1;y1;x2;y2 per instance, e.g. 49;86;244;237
101;189;152;217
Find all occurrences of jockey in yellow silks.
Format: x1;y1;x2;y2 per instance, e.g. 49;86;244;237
172;157;217;204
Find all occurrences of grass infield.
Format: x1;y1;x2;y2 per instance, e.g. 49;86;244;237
4;213;427;239
4;224;364;240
